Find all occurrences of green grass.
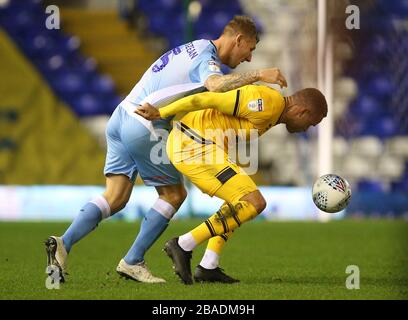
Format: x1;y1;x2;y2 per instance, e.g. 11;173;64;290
0;220;407;300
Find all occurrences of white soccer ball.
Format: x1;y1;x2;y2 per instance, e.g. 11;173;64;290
312;174;352;213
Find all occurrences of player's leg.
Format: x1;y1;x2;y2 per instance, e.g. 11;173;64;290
61;105;137;254
164;126;236;280
165;172;264;284
196;199;237;283
194;230;238;283
200;231;233;270
116;112;186;282
60;174;133;252
122;183;186;266
183;188;265;248
164;131;265;283
45;106;136;281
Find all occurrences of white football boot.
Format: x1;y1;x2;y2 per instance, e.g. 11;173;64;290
116;259;166;284
45;236;68;282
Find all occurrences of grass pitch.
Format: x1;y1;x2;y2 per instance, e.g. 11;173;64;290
0;219;407;300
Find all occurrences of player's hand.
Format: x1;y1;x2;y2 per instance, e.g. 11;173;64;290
135;103;161;120
259;68;288;88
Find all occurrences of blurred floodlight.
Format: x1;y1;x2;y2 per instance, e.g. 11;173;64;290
0;0;9;8
188;1;202;21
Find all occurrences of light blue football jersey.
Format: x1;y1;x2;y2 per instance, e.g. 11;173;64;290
124;39;223;106
104;39;225;186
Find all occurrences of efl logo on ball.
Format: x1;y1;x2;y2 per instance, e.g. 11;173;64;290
312;174;352;213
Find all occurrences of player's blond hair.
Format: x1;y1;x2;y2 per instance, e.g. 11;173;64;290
222;16;259;43
295;88;328;116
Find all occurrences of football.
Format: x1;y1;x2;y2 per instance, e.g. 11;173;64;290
312;174;352;213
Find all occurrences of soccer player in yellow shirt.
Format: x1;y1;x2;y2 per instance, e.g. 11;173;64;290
136;84;327;284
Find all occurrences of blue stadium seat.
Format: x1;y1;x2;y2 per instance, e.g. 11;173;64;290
167;34;185;49
360;117;398;138
104;95;123;115
370;35;389;57
69;94;104;117
89;75;116;97
137;0;182;14
391;180;408;193
0;0;120;118
54;71;87;97
367;76;394;99
137;0;249;49
357;179;385;193
378;0;408;16
339;2;408;197
351;95;382;118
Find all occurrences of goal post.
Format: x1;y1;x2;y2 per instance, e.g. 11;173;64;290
317;0;334;222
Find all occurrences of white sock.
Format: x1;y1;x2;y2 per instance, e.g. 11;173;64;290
199;249;219;270
178;233;197;251
90;195;111;219
152;198;176;219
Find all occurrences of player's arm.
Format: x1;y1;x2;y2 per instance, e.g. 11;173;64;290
194;52;287;93
205;68;287;92
135;90;238;120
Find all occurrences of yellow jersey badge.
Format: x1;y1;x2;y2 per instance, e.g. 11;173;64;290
247;99;264;112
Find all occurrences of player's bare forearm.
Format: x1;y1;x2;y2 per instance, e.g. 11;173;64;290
205;71;260;92
205;68;287;92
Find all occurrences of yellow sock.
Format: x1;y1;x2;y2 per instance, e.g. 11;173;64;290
191;201;258;245
206;231;234;255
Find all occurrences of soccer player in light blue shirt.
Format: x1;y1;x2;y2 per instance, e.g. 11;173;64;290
45;16;287;284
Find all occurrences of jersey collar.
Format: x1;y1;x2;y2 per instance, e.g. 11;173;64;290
209;40;218;53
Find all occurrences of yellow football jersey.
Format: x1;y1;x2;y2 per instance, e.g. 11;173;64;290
159;85;285;142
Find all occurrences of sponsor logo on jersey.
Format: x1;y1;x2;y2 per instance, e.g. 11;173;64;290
208;60;221;72
247;99;264;112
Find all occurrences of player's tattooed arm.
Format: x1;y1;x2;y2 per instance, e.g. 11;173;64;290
205;68;287;92
205;71;260;92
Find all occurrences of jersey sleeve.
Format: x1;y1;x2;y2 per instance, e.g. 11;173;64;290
159;89;240;118
189;50;224;84
235;85;285;126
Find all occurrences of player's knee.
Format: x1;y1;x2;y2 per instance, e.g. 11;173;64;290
242;192;266;214
111;201;127;214
254;196;267;214
162;188;187;209
247;193;266;214
108;199;127;214
103;193;129;214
